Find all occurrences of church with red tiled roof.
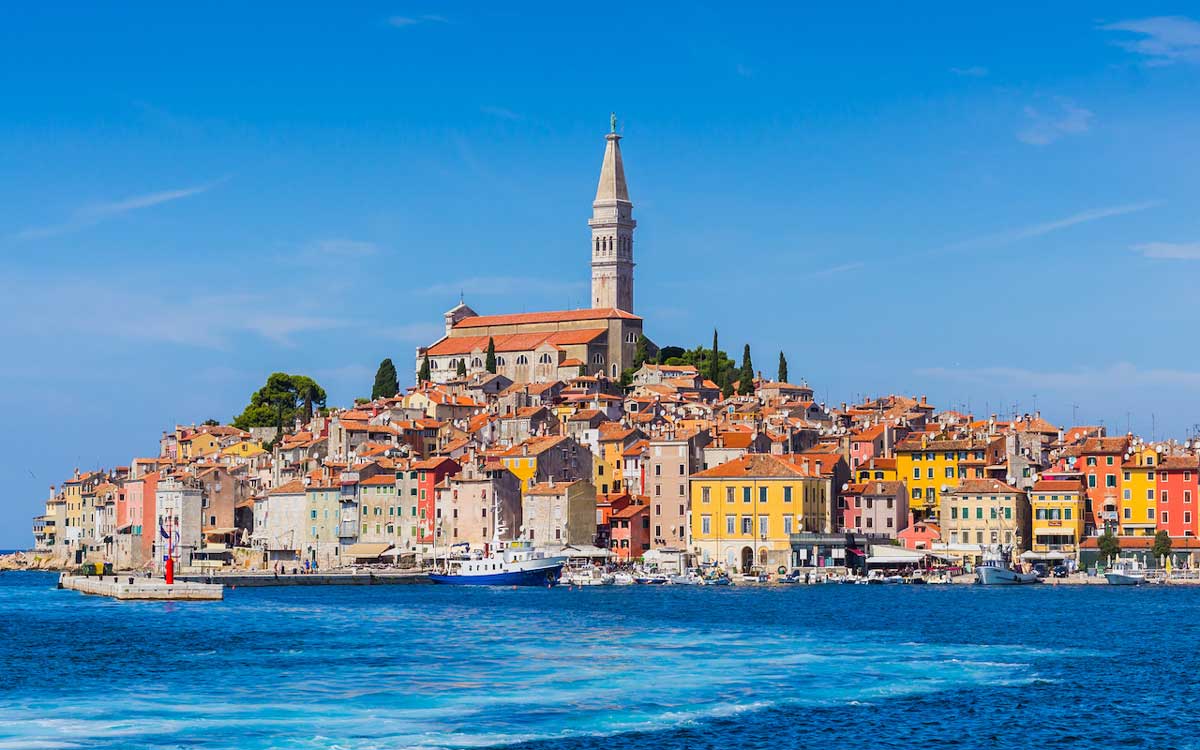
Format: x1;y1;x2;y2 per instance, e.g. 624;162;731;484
416;122;649;385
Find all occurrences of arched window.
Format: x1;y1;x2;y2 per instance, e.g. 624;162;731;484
592;353;604;365
611;363;618;378
471;358;482;368
430;360;439;370
625;332;636;344
496;356;506;367
516;355;528;366
538;353;553;364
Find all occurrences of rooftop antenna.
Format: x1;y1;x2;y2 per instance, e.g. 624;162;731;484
1072;403;1079;424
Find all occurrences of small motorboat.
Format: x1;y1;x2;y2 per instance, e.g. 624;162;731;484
611;572;635;586
701;573;733;586
1105;559;1146;586
634;573;669;584
668;571;703;585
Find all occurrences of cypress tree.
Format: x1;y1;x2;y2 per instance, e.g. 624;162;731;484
418;354;431;383
738;344;755;395
456;358;467;377
721;370;734;399
778;351;788;383
634;334;650;368
485;337;497;373
709;329;720;383
372;358;399;400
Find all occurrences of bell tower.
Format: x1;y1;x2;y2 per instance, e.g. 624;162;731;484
589;114;635;312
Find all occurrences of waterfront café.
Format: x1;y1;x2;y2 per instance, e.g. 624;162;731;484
788;532;881;572
865;544;956;573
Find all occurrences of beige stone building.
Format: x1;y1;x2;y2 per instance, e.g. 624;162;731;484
522;479;597;547
434;461;523;550
938;479;1032;561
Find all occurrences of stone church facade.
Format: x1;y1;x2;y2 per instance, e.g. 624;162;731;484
417;123;646;385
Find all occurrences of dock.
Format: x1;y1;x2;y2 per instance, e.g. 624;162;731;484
176;571;429;587
60;574;224;600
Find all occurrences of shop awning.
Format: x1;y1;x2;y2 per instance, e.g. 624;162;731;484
344;543;395;559
1021;550;1068;561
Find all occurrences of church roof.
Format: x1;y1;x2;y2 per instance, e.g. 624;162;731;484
595;133;630;203
451;308;640;328
425;328;607;356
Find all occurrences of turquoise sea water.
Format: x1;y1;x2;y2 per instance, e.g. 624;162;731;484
1;572;1197;749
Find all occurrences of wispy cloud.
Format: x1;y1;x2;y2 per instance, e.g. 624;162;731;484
14;181;221;240
917;362;1200;391
305;238;380;259
384;322;446;342
422;276;586;298
943;201;1160;253
1017;98;1093;146
950;66;989;77
1131;241;1200;260
811;262;864;278
1101;16;1200;66
480;105;522;121
387;14;448;28
0;275;346;349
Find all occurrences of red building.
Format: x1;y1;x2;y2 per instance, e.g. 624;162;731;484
1078;436;1130;535
413;457;460;544
1157;456;1199;538
610;499;650;561
839;483;865;532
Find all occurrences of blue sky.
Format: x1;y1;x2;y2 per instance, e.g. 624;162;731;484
2;3;1200;546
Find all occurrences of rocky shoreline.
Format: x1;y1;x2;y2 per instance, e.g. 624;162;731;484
0;551;65;571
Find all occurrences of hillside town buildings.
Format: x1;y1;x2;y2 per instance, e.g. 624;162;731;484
26;124;1200;576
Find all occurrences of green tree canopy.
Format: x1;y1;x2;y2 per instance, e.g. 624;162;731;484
778;351;788;383
485;338;497;373
737;344;755;395
418;354;431;383
659;341;737;387
202;418;220;427
372;358;399;400
1097;528;1121;564
233;373;327;431
1152;529;1172;561
456;358;467;377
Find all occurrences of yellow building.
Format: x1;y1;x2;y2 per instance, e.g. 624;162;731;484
1029;479;1086;558
595;426;640;495
221;440;266;459
689;453;826;573
179;432;220;461
855;457;899;484
1120;445;1158;536
894;436;994;519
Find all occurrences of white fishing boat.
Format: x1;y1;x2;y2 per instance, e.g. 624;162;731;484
668;570;703;585
975;544;1039;585
611;571;635;586
428;500;565;586
563;567;612;586
1105;559;1146;586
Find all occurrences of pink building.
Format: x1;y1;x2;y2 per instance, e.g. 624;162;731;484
610;499;650;561
848;423;894;471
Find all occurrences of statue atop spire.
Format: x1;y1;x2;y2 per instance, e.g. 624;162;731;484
610;112;617;134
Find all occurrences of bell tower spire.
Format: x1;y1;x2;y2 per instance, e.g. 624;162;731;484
589;115;635;312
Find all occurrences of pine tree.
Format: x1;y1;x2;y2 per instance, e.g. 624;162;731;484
456;358;467;377
485;338;497;373
737;344;755;395
778;351;788;383
372;358;399;400
418;354;431;383
721;370;734;399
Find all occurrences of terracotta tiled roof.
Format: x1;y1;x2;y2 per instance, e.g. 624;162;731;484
525;480;587;495
1080;436;1130;454
452;308;640;328
693;453;817;479
948;478;1022;495
1159;456;1200;471
500;435;569;457
1032;479;1084;493
425;329;608;357
269;479;306;495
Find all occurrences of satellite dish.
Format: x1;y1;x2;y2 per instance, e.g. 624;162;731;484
841;482;849;491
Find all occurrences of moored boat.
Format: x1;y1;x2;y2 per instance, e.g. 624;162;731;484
1105;559;1146;586
428;540;566;586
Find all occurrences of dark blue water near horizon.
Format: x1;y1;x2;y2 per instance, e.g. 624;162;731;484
1;571;1197;749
